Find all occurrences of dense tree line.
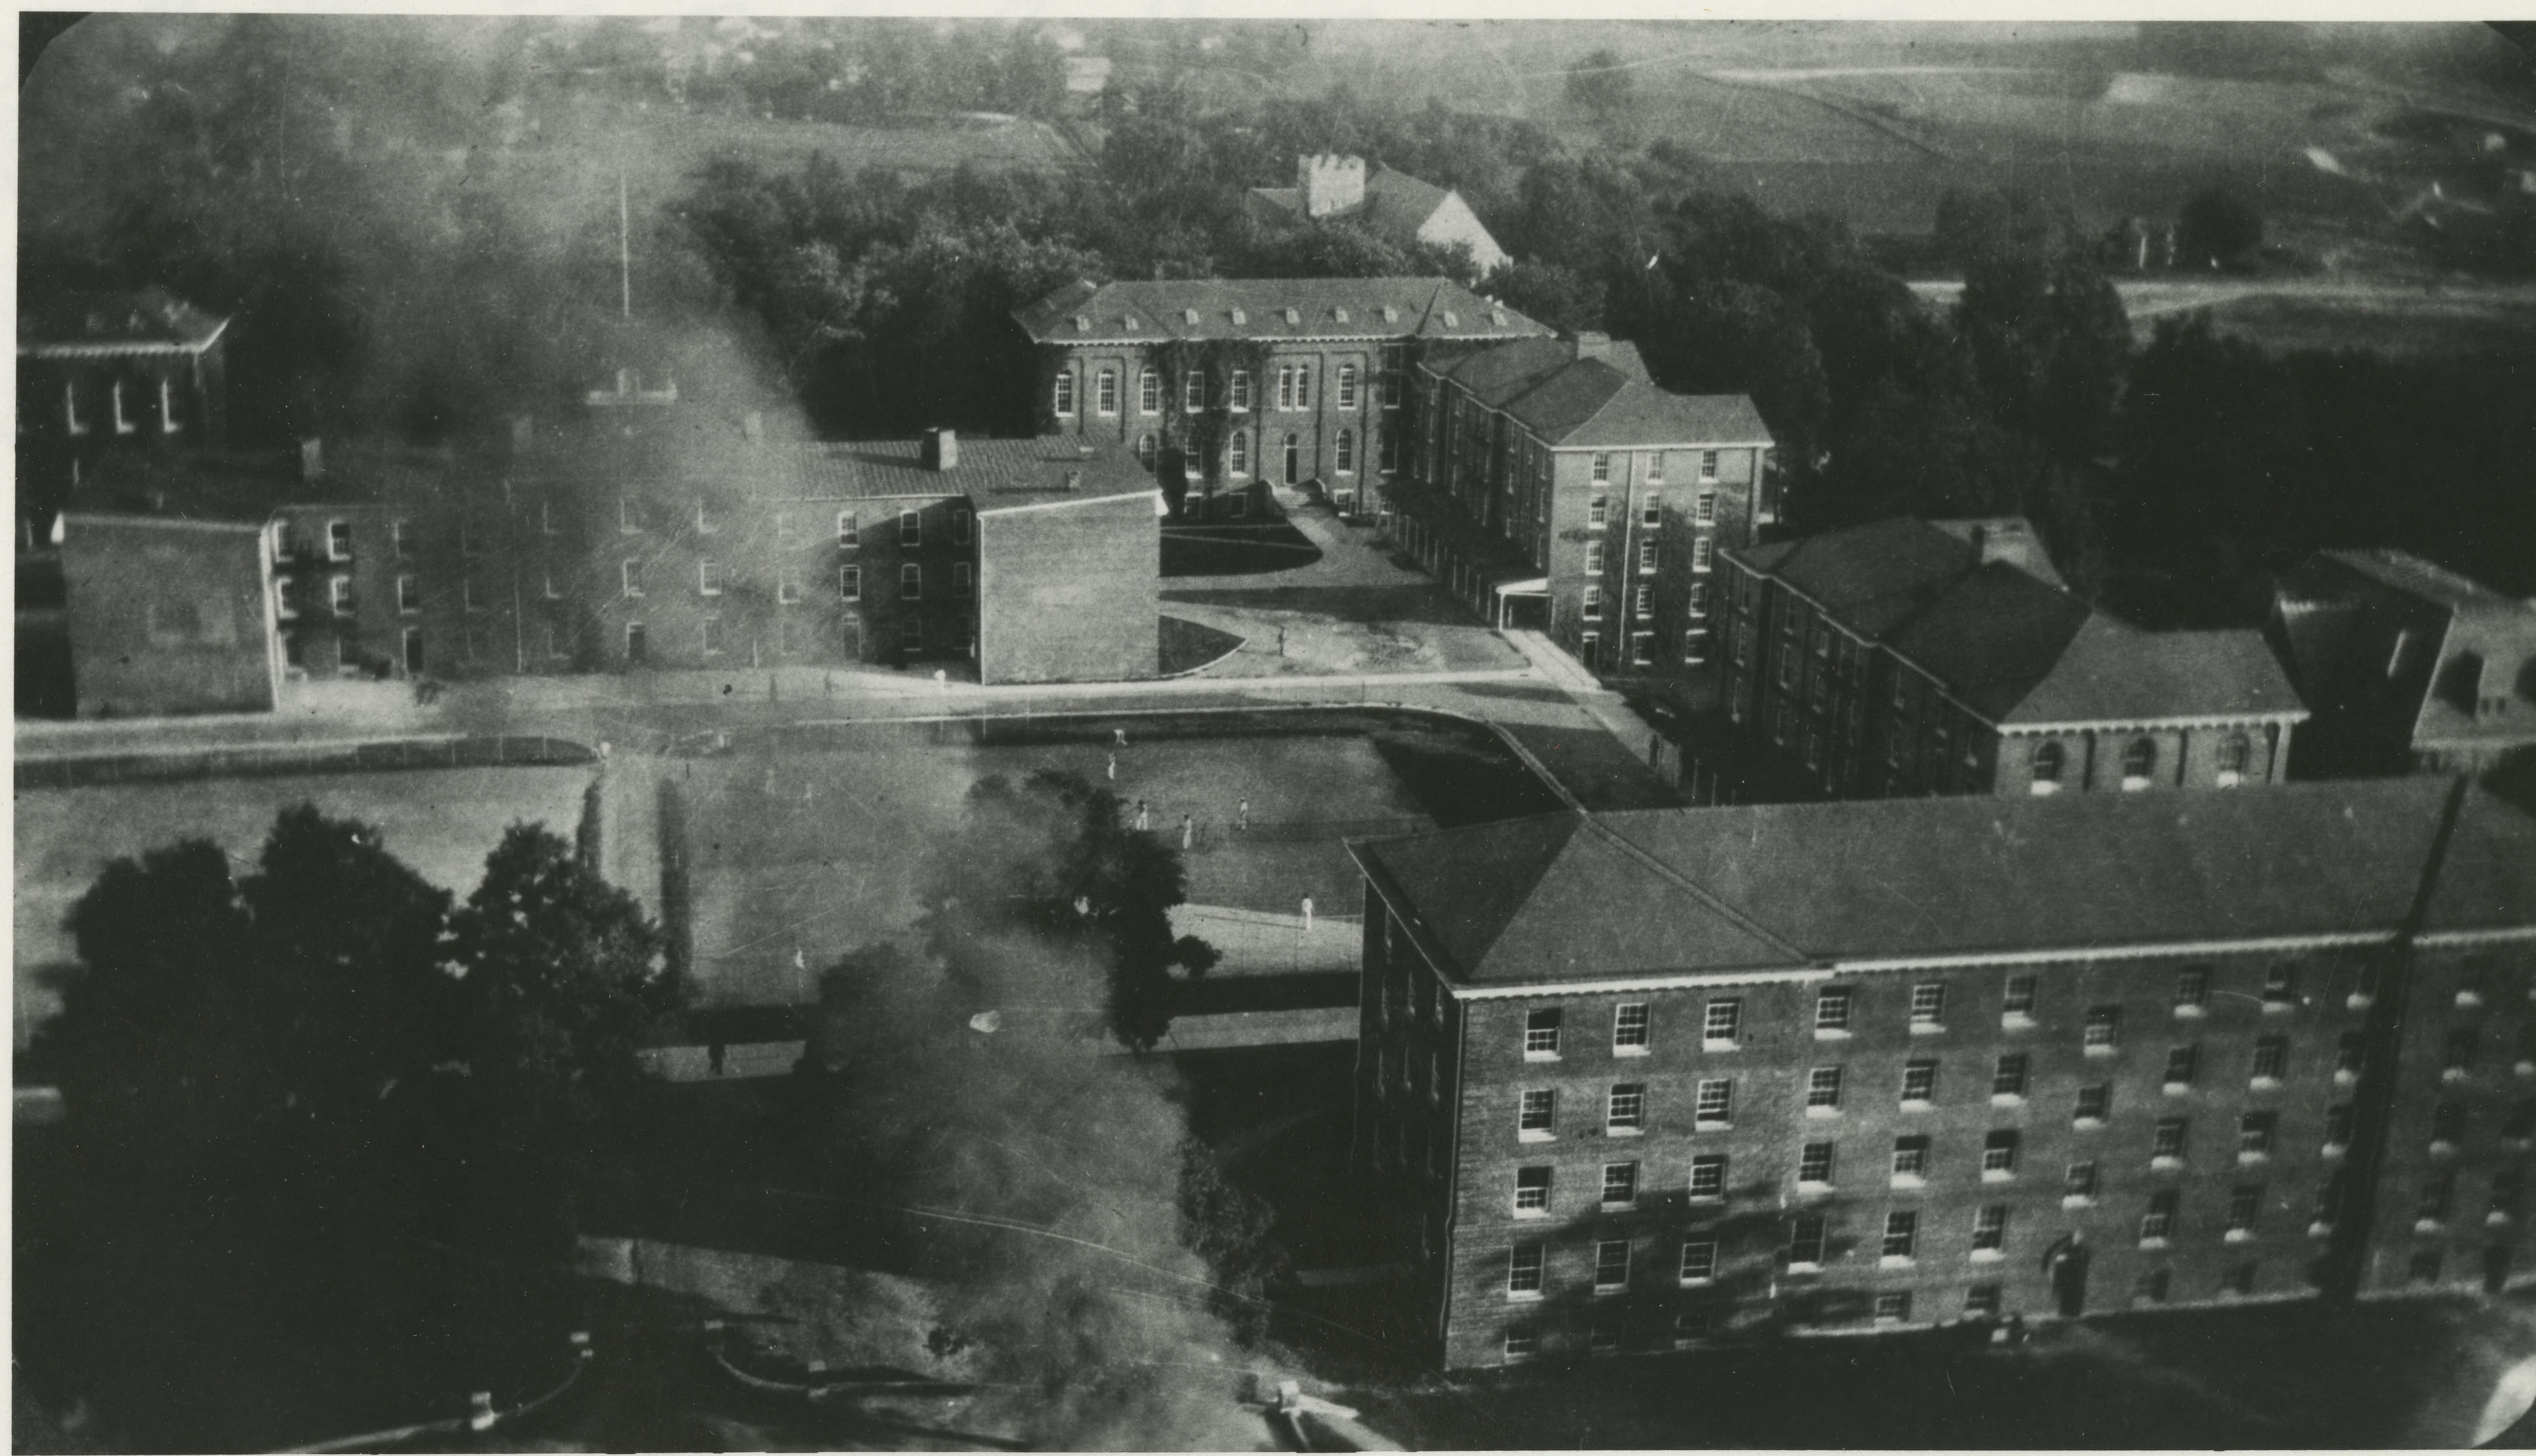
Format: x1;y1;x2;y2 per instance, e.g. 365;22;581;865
20;807;681;1449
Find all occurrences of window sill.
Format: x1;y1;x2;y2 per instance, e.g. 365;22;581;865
1991;1093;2026;1108
2249;1077;2282;1092
2490;1211;2514;1229
2456;993;2485;1010
1613;1045;1651;1058
1678;1276;1715;1289
1899;1099;1933;1112
1608;1126;1644;1139
2173;1005;2206;1020
2224;1228;2255;1244
1518;1129;1555;1143
1592;1285;1626;1298
1879;1255;1916;1270
1805;1104;1843;1120
1688;1193;1726;1206
1796;1180;1834;1196
1785;1261;1822;1276
2322;1141;2349;1158
2163;1082;2193;1097
2073;1116;2108;1131
2138;1237;2171;1251
1970;1248;2004;1264
2334;1071;2358;1087
2430;1139;2458;1157
1694;1121;1732;1133
1910;1022;1946;1037
1889;1174;1925;1191
1981;1168;2017;1184
1702;1039;1740;1053
2442;1069;2469;1085
2150;1156;2184;1172
2309;1221;2336;1239
2263;1002;2295;1016
2238;1152;2271;1166
1524;1051;1561;1064
2347;995;2375;1011
2414;1218;2447;1235
2001;1012;2036;1031
2062;1195;2097;1210
1506;1290;1544;1303
2085;1045;2118;1058
1513;1208;1550;1221
1813;1028;1853;1041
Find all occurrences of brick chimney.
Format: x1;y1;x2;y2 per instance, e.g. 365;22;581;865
1571;330;1614;361
1298;153;1366;219
921;427;958;471
300;437;325;481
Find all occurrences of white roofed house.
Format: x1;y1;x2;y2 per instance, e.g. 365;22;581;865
1249;154;1513;277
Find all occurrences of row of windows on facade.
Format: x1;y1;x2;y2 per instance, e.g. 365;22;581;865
1496;1239;2488;1359
49;376;186;437
294;559;968;620
1505;962;2527;1062
1197;427;1389;478
363;607;946;672
1052;359;1402;419
300;507;953;563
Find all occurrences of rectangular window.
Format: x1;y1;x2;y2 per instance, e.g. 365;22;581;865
621;560;644;598
1692;537;1714;572
1694;1079;1732;1127
837;511;859;545
1613;1003;1650;1051
1336;363;1359;409
1797;1141;1835;1186
953;508;972;545
1807;1066;1843;1110
1816;987;1853;1034
396;575;421;614
839;566;861;603
1519;1089;1555;1137
2065;1161;2099;1201
1602;1163;1639;1208
2153;1118;2189;1163
1703;999;1741;1048
1699;449;1720;482
695;497;718;534
900;563;922;601
1138;367;1160;414
1504;1324;1540;1360
1993;1054;2029;1100
1183;371;1205;411
777;568;802;604
954;562;973;597
1508;1242;1544;1296
1882;1210;1918;1262
1973;1204;2009;1253
2141;1190;2179;1242
1607;1084;1645;1131
2227;1185;2263;1236
2085;1007;2121;1053
2174;967;2211;1014
1524;1007;1561;1058
1094;368;1118;415
773;512;794;544
1637;539;1657;574
1513;1166;1551;1214
699;560;724;596
2444;1028;2478;1076
2164;1044;2199;1089
1789;1214;1827;1266
2336;1032;2365;1080
701;615;724;656
2075;1083;2111;1124
1582;585;1602;621
2251;1037;2288;1083
1053;371;1076;417
2003;974;2038;1020
1228;371;1251;411
1891;1135;1929;1181
327;520;354;560
1910;983;1947;1030
900;618;921;647
1591;452;1611;483
1983;1129;2020;1178
1680;1239;1718;1284
1594;1239;1631;1292
2262;963;2299;1008
2324;1103;2354;1150
390;520;413;558
901;510;922;547
1965;1285;2003;1319
1585;539;1605;576
1901;1058;1937;1105
1688;1154;1727;1199
1588;494;1609;528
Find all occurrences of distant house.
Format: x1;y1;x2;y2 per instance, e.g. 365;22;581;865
1720;516;2309;800
1248;154;1511;277
2271;547;2536;777
16;286;231;552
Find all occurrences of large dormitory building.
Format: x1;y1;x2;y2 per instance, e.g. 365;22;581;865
1349;778;2536;1369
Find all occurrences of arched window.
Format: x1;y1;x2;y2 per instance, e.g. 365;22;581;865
1095;368;1119;416
1052;371;1076;417
2122;737;2157;788
2217;733;2251;784
2030;741;2065;796
1229;430;1250;476
1138;368;1160;414
1135;432;1159;470
1335;428;1356;474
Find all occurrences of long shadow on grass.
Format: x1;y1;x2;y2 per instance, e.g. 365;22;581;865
1159;583;1485;628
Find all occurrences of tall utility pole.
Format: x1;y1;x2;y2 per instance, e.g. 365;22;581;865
619;169;633;321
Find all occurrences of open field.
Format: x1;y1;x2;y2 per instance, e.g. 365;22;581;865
674;710;1561;1008
12;765;595;1049
1912;277;2536;359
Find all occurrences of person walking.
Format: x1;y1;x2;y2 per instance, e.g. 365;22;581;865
1114;727;1128;749
1135;800;1151;831
1182;814;1194;851
1107;753;1118;782
1237;798;1251;832
1301;895;1314;933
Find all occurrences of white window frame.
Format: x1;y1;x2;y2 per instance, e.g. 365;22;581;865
1053;371;1077;417
901;562;923;601
1138;367;1159;414
159;376;181;434
1613;1002;1651;1054
622;560;645;599
777;568;802;604
901;511;922;547
1228;370;1252;412
839;565;862;603
1337;363;1360;409
1183;371;1205;411
329;575;354;614
1096;367;1119;416
64;380;87;436
327;519;354;561
396;575;421;614
112;379;135;435
698;560;724;597
1703;998;1741;1049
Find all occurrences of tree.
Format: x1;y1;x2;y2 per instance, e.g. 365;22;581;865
1564;48;1633;121
2177;187;2265;271
920;770;1215;1051
1485;261;1608;334
1933;186;2057;271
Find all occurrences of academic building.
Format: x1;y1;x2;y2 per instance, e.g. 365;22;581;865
1013;276;1551;517
1350;779;2536;1369
1388;332;1776;676
16;287;231;552
1718;516;2307;800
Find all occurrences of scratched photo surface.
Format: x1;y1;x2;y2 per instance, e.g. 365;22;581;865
14;16;2536;1452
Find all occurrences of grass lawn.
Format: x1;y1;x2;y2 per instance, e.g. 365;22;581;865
1158;614;1247;675
676;710;1561;1008
12;765;596;1053
1162;522;1324;578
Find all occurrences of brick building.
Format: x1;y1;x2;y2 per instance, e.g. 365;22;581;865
1245;154;1513;277
57;511;279;718
16;288;231;551
1388;332;1776;677
1719;516;2307;800
1348;779;2536;1369
1013;277;1550;518
2271;548;2536;778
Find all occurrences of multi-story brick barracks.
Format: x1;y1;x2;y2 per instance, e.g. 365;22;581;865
55;422;1159;716
16;287;231;551
1719;516;2309;800
1387;332;1777;677
2271;547;2536;779
1012;277;1550;519
1349;778;2536;1370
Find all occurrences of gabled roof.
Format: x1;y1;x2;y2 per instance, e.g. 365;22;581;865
1250;164;1460;239
20;286;230;356
1728;516;1983;638
66;446;457;524
1011;277;1549;346
1432;336;1771;449
2005;618;2309;725
2318;547;2527;617
1352;779;2536;986
1885;563;2093;720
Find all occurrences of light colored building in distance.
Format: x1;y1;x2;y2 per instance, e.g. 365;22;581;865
1247;153;1513;277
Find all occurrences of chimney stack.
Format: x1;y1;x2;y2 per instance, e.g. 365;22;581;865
1572;330;1613;361
300;437;325;481
921;427;958;471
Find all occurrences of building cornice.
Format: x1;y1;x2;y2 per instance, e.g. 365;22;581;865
1998;712;2312;735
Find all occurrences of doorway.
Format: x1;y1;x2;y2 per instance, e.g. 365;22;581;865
1283;433;1300;486
625;622;647;663
400;627;424;675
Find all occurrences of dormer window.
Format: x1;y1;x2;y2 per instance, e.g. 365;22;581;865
1382;305;1398;323
1283;307;1301;325
1334;307;1350;324
1182;308;1200;325
1123;314;1140;330
1442;310;1460;327
1491;307;1508;326
1230;308;1247;325
1072;314;1091;332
